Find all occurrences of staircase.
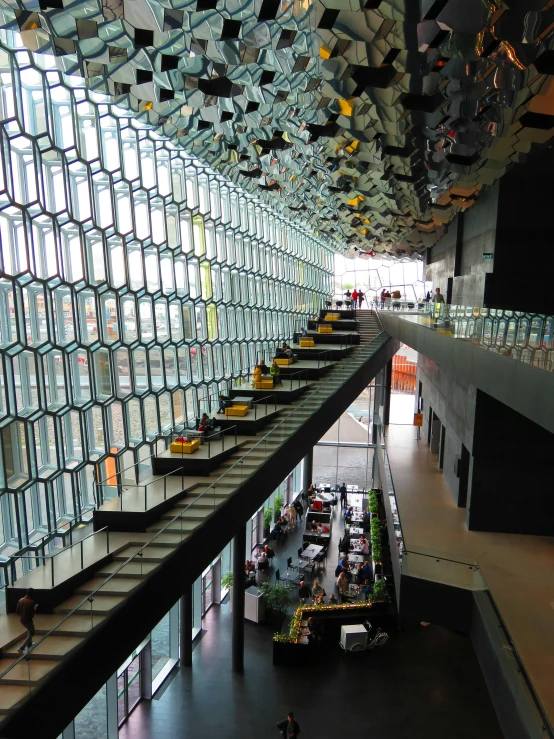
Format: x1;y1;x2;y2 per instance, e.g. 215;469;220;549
0;312;393;733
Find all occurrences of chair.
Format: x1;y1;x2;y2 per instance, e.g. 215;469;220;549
325;301;332;308
336;300;343;308
302;559;315;578
275;568;285;585
287;556;298;573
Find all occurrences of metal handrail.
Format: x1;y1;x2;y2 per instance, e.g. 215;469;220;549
0;332;388;685
9;527;109;588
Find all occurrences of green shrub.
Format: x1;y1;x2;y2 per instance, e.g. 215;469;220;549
371;578;390;603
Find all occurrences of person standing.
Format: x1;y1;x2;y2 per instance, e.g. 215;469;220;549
277;712;301;738
351;288;359;306
380;289;386;309
432;287;444;320
16;588;38;653
432;287;444;304
339;482;347;508
357;290;364;308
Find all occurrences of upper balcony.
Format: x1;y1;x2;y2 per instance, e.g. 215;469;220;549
378;302;554;435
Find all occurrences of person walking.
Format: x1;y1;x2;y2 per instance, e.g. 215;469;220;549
380;289;386;309
277;712;301;738
339;482;347;508
16;588;38;653
351;288;359;307
357;290;364;308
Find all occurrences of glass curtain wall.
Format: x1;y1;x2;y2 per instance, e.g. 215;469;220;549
0;41;333;572
334;255;431;305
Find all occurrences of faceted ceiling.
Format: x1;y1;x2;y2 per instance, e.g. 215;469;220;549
3;0;554;258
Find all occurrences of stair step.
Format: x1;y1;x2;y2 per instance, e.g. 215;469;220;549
95;561;159;579
54;594;126;616
3;636;83;661
0;685;35;714
113;545;175;562
0;659;59;686
75;577;140;596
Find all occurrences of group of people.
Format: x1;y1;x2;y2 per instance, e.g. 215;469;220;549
255;359;282;385
298;578;337;606
344;289;365;308
275;343;297;363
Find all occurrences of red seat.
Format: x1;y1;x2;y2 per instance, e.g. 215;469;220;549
312;500;322;512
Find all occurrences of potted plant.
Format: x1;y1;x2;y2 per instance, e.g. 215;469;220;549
370;578;390;611
368;490;379;515
222;571;234;610
260;582;291;629
263;507;273;537
274;493;284;522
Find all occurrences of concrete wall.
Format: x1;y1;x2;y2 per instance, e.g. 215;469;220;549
425;223;456;297
417;354;476;505
453;182;498;306
468;391;554;535
425;182;498;307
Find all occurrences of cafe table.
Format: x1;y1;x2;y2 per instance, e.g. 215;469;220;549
302;544;323;560
351;526;363;535
349;553;364;564
283;571;301;589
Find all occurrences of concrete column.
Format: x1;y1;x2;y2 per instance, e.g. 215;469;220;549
382;359;392;426
301;450;313;491
180;583;193;667
232;522;246;673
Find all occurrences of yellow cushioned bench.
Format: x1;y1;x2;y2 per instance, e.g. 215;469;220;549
274;357;293;366
299;338;315;347
318;325;333;334
325;313;340;321
254;379;274;389
170;439;200;454
225;404;249;417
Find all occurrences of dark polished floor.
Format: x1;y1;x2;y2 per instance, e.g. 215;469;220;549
119;604;503;739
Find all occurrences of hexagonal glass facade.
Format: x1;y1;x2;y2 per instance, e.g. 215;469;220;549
0;41;332;567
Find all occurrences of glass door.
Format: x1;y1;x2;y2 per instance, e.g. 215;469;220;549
117;651;143;727
202;565;213;615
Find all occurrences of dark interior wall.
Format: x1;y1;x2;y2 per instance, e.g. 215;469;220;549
425;221;456;296
425;182;498;306
485;148;554;314
453;182;498;306
468;390;554;535
417;354;476;505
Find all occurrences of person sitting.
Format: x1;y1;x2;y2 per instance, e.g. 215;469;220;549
218;394;232;413
263;544;275;560
362;510;372;530
257;551;269;571
312;580;325;600
258;359;269;375
307;483;316;498
361;560;372;581
336;572;349;597
345;506;353;522
314;593;325;605
360;536;370;555
355;563;364;585
245;559;256;574
270;360;281;385
361;579;372;600
300;327;308;337
328;593;338;605
281;343;297;363
298;581;311;603
197;412;209;431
